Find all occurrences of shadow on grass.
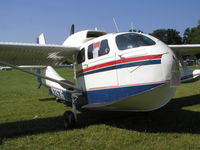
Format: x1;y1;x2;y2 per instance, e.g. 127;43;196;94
39;97;56;101
0;116;64;139
1;94;200;141
78;94;200;134
104;94;200;133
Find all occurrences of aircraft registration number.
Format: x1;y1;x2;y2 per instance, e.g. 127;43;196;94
50;88;67;100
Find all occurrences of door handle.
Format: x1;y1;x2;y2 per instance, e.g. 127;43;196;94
83;64;88;68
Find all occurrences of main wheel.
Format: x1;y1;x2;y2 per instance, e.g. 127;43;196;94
63;111;76;129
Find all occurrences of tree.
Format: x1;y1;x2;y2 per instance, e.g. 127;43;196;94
183;28;192;44
183;25;200;44
151;29;182;44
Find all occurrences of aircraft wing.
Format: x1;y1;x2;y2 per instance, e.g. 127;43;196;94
169;44;200;84
168;44;200;56
0;42;79;66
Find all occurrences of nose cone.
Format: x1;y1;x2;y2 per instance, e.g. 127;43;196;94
161;48;181;87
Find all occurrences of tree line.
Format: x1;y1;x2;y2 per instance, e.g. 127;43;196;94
130;20;200;44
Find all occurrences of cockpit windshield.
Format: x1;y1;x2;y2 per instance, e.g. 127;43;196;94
116;33;156;50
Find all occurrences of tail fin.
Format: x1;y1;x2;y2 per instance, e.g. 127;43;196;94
37;33;46;44
35;33;69;89
36;33;46;88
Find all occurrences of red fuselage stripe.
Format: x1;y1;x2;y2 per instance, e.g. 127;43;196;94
78;54;162;74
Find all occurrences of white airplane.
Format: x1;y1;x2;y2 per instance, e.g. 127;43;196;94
0;25;200;128
0;66;12;70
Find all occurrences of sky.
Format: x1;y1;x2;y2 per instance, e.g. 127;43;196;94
0;0;199;44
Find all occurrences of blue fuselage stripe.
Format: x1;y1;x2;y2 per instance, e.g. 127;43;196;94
80;59;161;77
87;82;166;104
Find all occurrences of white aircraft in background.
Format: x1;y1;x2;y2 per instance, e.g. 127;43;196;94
0;24;200;128
0;66;12;70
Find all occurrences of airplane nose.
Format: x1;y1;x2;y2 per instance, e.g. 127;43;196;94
161;50;181;87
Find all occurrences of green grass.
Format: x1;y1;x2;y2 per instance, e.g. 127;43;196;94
1;68;200;150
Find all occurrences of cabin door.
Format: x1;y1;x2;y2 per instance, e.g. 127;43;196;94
82;39;118;90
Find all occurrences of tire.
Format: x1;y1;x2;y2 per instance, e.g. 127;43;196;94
63;111;76;129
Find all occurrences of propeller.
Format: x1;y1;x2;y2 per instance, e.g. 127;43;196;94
69;24;75;35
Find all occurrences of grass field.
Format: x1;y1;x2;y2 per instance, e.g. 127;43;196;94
1;68;200;150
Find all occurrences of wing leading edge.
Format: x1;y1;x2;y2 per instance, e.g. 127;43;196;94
0;42;79;66
169;44;200;56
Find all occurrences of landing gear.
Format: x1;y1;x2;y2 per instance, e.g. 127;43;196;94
63;111;76;129
63;93;81;129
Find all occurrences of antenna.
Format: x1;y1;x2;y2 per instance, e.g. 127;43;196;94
113;18;119;32
131;22;134;32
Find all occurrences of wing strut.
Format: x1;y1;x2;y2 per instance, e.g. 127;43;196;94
0;61;82;93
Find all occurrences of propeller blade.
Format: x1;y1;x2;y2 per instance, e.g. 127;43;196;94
70;24;75;35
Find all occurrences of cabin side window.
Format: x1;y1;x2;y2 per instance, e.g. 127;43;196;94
88;40;110;60
88;45;93;59
77;48;85;64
